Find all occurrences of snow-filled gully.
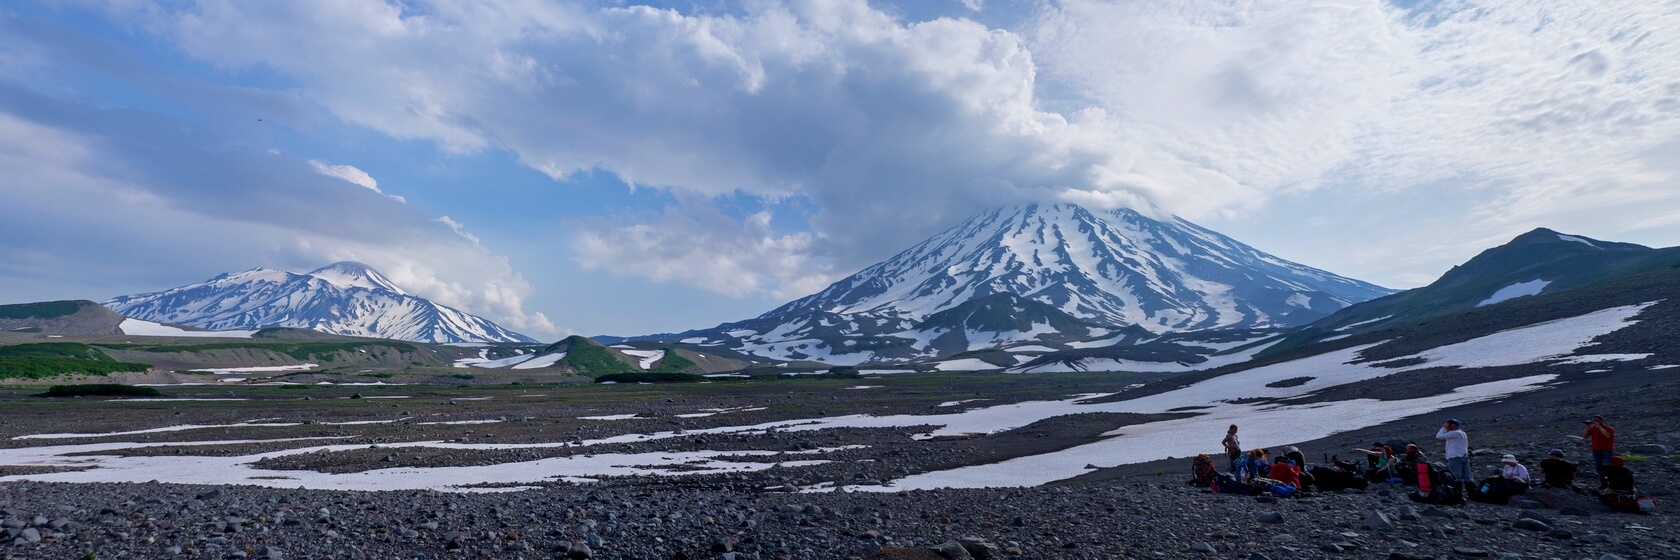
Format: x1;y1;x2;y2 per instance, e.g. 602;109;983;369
0;303;1653;492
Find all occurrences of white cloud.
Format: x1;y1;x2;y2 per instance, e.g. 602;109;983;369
0;103;562;340
574;201;834;300
434;215;481;245
308;159;406;204
308;159;378;191
88;0;1680;294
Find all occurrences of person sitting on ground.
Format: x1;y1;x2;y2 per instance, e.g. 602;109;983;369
1398;444;1426;485
1268;457;1303;492
1599;455;1636;493
1241;449;1272;482
1190;454;1218;487
1283;446;1315;489
1500;454;1531;484
1594;455;1643;512
1284;446;1308;469
1538;449;1578;490
1362;441;1385;470
1351;445;1399;482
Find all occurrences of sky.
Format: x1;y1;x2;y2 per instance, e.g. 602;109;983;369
2;0;1678;340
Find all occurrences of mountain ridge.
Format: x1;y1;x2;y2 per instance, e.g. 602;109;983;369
105;262;534;344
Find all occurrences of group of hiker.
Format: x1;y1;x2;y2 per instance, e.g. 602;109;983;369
1189;416;1654;513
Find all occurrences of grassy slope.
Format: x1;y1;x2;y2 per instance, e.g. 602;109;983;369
0;343;151;379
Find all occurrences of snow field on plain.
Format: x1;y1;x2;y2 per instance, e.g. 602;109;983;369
0;303;1652;493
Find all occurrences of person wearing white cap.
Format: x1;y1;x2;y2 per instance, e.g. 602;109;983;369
1500;454;1530;484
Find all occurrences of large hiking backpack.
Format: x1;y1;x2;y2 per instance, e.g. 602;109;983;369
1190;455;1217;487
1410;462;1464;506
1600;492;1657;514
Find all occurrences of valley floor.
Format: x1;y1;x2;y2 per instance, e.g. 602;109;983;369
0;365;1675;559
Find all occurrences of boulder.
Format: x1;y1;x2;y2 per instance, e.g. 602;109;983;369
1512;518;1551;532
1363;511;1395;530
929;541;974;560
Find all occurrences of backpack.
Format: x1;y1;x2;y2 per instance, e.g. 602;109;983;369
1190;455;1217;487
1601;492;1657;514
1409;463;1464;506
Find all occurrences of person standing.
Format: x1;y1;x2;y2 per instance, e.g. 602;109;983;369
1437;419;1470;488
1584;415;1616;475
1222;425;1242;473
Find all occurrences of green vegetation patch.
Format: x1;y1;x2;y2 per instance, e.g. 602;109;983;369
0;343;151;380
649;350;696;373
554;336;629;374
0;300;86;320
595;371;706;384
38;384;162;398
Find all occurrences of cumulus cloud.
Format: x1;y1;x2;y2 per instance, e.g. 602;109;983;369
67;0;1680;295
0;83;562;339
574;200;834;300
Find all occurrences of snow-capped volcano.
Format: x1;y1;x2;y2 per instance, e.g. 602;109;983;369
650;204;1392;364
785;204;1389;330
105;262;534;344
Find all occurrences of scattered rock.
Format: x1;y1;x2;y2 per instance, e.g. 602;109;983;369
929;540;974;560
1363;511;1395;530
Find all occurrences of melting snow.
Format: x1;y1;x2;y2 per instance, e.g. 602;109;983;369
200;364;319;374
1557;234;1597;248
620;349;666;369
1552;354;1651;365
579;414;642;421
119;319;257;338
933;358;998;371
1335;315;1394;332
1477;280;1551;307
510;352;565;370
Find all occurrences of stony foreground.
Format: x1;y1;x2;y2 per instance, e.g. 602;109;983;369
3;475;1676;560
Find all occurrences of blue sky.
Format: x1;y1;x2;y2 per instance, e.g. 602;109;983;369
3;0;1678;339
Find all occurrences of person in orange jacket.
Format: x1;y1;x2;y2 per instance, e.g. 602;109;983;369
1584;415;1615;475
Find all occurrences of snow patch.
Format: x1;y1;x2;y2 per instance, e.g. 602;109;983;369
1557;234;1597;248
933;358;998;371
1477;279;1551;307
510;352;565;370
1551;354;1651;365
120;319;257;338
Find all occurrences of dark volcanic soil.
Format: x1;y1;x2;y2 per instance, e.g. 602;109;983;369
0;369;1676;559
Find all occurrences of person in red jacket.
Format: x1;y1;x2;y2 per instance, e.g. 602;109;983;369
1584;415;1616;475
1268;458;1302;491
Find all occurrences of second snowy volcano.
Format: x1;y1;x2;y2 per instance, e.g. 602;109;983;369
654;204;1392;364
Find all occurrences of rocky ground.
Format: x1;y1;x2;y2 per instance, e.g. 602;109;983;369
0;367;1675;559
